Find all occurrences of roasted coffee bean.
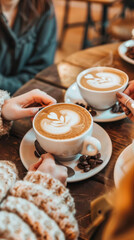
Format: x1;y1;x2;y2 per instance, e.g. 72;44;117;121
77;153;103;172
87;157;92;164
81;161;89;166
85;164;90;168
80;103;85;108
87;159;91;164
86;105;92;111
79;155;87;162
86;155;91;161
86;105;90;111
75;102;97;116
111;103;122;113
90;110;97;117
88;158;95;163
91;162;97;168
97;153;101;158
91;155;97;159
84;166;90;172
76;102;80;105
89;159;96;168
96;159;103;164
94;153;101;159
76;102;84;107
77;163;84;169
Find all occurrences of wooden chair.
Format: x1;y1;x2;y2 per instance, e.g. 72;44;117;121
58;0;119;49
107;0;134;41
58;0;94;49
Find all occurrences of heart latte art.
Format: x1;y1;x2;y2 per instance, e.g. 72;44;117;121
80;69;127;91
34;104;91;140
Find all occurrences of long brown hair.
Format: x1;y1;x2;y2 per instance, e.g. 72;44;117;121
0;0;53;32
20;0;53;32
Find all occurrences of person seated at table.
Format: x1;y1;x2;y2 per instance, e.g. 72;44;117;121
85;83;134;240
0;88;79;239
103;164;134;240
87;162;134;240
0;0;57;95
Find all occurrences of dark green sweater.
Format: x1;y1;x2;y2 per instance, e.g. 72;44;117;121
0;7;57;95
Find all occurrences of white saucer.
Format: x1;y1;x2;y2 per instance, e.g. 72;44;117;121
19;123;112;183
114;142;134;188
64;82;126;122
118;40;134;65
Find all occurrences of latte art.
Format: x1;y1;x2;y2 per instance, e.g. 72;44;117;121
34;104;91;140
86;72;121;89
80;69;127;91
40;110;80;135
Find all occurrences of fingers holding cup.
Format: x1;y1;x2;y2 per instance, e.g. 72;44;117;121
116;92;134;118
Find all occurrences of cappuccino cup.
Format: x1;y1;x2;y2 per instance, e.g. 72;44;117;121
33;103;101;161
77;67;129;110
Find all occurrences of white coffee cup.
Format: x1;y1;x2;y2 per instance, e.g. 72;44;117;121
33;103;101;161
77;67;129;110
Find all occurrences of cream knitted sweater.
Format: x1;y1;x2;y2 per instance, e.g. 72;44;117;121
0;89;12;137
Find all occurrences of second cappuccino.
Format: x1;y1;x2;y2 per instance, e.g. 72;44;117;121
77;67;128;110
80;68;127;91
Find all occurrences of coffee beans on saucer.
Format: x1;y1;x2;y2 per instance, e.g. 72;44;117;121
111;102;123;113
75;102;97;117
77;153;103;173
76;102;124;115
126;46;134;60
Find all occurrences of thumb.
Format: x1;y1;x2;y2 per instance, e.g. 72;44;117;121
41;153;55;165
116;92;132;106
29;157;43;171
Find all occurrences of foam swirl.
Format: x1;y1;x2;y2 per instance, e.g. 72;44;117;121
40;110;80;135
85;72;121;89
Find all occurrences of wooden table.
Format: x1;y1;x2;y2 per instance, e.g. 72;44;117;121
0;42;134;240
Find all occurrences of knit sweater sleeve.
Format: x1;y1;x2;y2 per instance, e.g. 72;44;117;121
0;161;79;240
0;90;12;137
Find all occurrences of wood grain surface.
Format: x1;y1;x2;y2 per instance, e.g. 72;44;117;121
36;43;134;88
0;42;133;239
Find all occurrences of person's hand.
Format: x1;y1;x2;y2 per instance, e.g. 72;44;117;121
29;153;67;185
116;92;134;122
123;80;134;99
1;89;56;121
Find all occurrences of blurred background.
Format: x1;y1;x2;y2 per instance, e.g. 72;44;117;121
54;0;134;63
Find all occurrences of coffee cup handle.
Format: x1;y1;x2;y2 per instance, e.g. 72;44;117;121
81;136;101;156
